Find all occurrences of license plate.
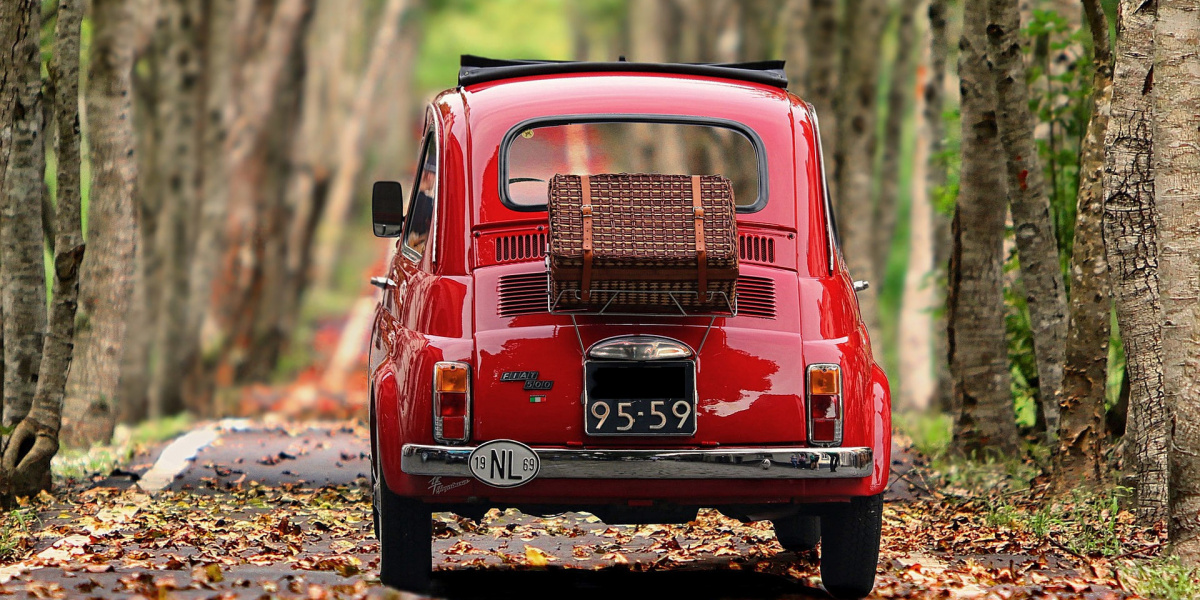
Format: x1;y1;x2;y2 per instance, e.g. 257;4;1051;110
584;361;697;435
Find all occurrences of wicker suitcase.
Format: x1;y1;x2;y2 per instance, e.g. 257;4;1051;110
547;173;739;313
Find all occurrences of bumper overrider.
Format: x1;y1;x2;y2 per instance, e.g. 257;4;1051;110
401;444;873;480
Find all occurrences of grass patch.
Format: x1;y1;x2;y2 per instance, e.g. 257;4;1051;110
894;411;953;459
0;509;36;562
52;415;194;483
981;486;1134;558
1126;557;1200;600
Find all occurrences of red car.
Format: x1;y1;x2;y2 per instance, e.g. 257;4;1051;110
368;56;891;598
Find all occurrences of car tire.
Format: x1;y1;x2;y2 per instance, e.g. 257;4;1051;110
373;465;432;592
819;494;883;599
774;514;820;552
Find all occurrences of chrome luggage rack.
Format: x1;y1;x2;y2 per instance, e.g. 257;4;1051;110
544;271;738;318
543;267;736;355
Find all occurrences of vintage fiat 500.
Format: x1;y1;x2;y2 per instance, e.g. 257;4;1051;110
368;57;891;598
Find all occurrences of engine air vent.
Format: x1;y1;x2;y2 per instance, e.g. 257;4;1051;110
498;272;549;317
735;275;776;319
739;234;776;264
496;232;547;263
497;273;776;319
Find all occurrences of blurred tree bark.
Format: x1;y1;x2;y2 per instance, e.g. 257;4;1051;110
178;0;238;415
1154;0;1200;562
806;0;838;199
834;0;888;334
1052;0;1111;489
950;0;1019;456
875;0;922;285
310;0;411;291
147;0;203;419
0;0;47;431
783;0;809;93
987;0;1069;444
62;0;140;448
4;0;86;497
899;0;935;412
1101;0;1165;525
738;0;784;61
191;0;313;413
928;0;955;414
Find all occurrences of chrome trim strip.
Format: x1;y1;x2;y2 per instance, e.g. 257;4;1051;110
401;444;872;479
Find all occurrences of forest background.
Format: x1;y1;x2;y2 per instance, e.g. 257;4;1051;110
3;0;1200;595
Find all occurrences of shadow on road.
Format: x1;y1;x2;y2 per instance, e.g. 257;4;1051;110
427;566;829;600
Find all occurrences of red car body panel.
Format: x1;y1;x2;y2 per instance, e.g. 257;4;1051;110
370;71;890;508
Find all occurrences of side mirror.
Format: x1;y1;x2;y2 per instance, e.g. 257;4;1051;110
372;181;405;237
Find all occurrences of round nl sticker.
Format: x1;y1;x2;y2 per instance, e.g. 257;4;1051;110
469;440;540;488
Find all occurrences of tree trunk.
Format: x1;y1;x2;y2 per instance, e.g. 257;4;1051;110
309;0;410;290
899;0;935;411
738;0;783;62
1052;0;1111;490
183;0;312;412
950;0;1020;456
0;0;47;431
926;0;955;414
117;15;163;426
874;0;922;281
148;0;203;419
986;0;1069;444
806;0;839;200
1102;0;1165;526
3;0;86;498
1154;0;1200;564
61;0;139;449
784;0;809;94
835;0;888;334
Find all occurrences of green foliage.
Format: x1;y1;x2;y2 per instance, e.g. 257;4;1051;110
933;107;961;218
417;0;575;93
1003;252;1040;429
1129;558;1200;600
0;509;36;562
895;411;953;459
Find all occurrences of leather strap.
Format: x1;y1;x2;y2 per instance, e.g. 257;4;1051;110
691;175;707;300
580;175;594;303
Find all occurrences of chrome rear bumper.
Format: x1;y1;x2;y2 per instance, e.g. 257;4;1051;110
400;444;873;479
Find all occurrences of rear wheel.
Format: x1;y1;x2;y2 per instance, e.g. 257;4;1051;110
373;456;431;591
774;514;820;552
819;494;883;599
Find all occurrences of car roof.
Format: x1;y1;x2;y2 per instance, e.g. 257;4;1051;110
458;55;790;89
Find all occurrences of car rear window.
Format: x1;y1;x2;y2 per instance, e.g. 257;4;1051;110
502;118;765;212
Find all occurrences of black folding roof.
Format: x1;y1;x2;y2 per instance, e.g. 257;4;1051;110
458;55;789;89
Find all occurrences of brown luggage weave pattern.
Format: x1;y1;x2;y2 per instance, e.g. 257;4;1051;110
547;173;738;313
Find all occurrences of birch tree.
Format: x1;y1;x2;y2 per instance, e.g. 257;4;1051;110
61;0;139;448
3;0;86;497
986;0;1069;443
1153;0;1200;561
1102;0;1166;524
950;0;1020;456
0;0;47;432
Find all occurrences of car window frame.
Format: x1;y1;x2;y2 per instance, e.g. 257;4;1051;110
498;114;769;213
401;131;439;263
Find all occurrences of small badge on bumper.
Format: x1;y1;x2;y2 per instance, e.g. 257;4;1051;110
468;440;540;488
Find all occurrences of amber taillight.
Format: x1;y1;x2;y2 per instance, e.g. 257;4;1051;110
807;364;842;446
433;362;471;443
